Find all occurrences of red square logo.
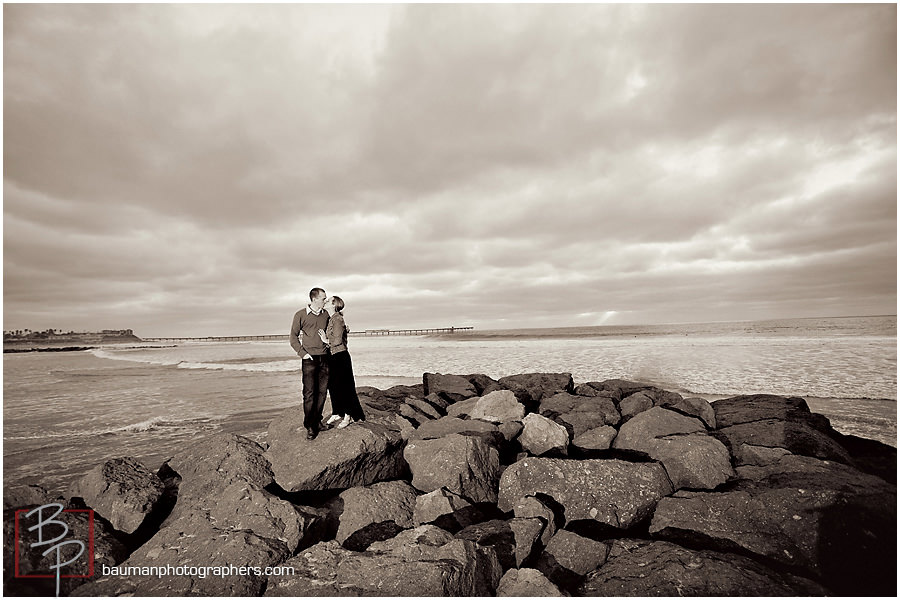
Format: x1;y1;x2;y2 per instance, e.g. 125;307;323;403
13;505;95;579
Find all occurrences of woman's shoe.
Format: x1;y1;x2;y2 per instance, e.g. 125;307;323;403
336;415;352;429
325;414;342;426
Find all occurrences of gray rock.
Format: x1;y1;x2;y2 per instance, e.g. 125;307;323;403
406;397;443;419
456;519;536;570
190;479;322;551
465;373;504;396
74;524;290;596
413;487;478;530
540;392;620;435
423;372;478;402
519;413;569;457
509;517;546;567
713;395;854;463
497;568;566;597
579;538;828;596
498;373;574;405
650;454;897;596
266;410;408;491
265;526;502;596
573;383;618;399
534;529;609;590
469;390;526;423
618;391;654;421
167;434;274;511
335;481;417;549
422;392;451;411
663;396;717;428
572;425;617;451
498;457;673;528
716;418;853;465
613;407;734;490
408;415;499;441
713;394;821;428
68;456;164;534
582;379;652;402
614;406;705;442
733;443;793;466
399;401;434;425
404;433;500;503
513;495;557;545
446;396;481;418
499;420;524;442
3;484;59;510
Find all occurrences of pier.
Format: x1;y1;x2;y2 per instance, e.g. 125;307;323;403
143;327;473;343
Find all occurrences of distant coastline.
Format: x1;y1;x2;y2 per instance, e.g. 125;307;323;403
3;329;142;352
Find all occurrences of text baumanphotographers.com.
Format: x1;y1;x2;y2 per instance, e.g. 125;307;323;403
101;564;296;579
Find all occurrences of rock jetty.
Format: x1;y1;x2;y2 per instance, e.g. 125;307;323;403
4;373;896;596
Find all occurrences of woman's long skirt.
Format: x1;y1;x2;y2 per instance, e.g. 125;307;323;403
327;350;365;421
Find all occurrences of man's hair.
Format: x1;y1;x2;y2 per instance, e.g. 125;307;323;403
332;296;345;312
309;287;326;301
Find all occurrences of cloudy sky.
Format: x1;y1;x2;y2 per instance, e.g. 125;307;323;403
3;4;896;337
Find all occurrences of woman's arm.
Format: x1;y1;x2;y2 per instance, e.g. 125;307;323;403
327;315;345;347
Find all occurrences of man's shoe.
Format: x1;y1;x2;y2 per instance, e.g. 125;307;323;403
306;428;318;440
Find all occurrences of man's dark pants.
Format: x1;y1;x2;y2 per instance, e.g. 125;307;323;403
302;355;329;430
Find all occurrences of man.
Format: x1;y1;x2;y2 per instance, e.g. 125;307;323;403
290;287;330;440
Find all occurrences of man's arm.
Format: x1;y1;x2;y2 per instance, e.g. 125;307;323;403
289;311;307;356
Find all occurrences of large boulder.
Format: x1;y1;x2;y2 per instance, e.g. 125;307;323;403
572;426;617;452
168;433;274;491
613;407;734;490
446;396;481;418
408;415;499;441
660;396;717;428
333;481;417;550
192;479;323;552
618;391;654;422
578;539;828;596
404;434;500;503
465;373;504;396
513;495;558;545
3;484;61;511
578;379;653;402
423;373;478;402
266;407;408;491
498;373;574;406
540;392;620;435
456;518;545;570
264;526;502;596
74;524;290;596
497;568;566;597
713;395;853;464
413;487;481;531
469;390;526;423
498;457;673;529
68;457;164;534
518;413;569;457
650;454;897;596
534;529;609;591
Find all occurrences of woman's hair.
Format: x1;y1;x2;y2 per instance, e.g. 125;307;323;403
332;296;345;313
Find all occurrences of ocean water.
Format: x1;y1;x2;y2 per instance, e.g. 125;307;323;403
3;315;896;493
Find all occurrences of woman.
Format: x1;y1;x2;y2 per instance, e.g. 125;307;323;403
319;296;365;428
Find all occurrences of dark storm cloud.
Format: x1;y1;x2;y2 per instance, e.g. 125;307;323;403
3;4;895;336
